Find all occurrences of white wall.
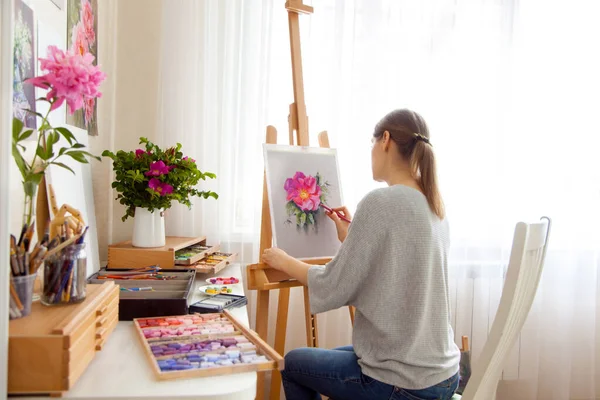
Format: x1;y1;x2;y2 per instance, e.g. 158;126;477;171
91;0;163;261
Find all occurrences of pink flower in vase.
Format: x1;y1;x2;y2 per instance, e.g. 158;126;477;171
145;161;170;177
148;178;173;196
135;149;147;157
25;46;106;114
284;172;322;212
81;0;95;46
183;156;196;163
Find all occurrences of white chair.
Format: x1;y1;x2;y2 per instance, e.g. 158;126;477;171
453;217;552;400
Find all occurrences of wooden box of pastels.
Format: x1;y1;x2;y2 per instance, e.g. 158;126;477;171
107;236;237;274
134;311;283;379
88;269;195;321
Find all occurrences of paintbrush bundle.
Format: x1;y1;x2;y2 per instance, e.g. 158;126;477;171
41;237;88;305
9;221;90;316
9;222;42;319
40;224;89;306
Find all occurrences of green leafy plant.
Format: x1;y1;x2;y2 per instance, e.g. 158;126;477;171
102;137;218;221
12;114;100;226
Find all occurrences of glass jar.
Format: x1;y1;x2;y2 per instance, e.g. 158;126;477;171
41;243;87;305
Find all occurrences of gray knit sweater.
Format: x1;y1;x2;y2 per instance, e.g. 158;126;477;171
308;185;460;390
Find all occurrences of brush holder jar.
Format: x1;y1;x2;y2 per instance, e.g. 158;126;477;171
41;243;87;306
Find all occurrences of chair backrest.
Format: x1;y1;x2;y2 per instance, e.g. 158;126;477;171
461;217;552;400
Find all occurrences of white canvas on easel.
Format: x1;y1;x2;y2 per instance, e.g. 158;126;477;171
45;124;100;276
264;144;343;259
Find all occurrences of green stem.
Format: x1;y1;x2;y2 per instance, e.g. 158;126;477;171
28;195;33;226
29;105;53;172
23;105;52;225
23;193;34;226
22;192;29;226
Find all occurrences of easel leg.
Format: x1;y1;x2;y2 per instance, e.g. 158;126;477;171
269;288;291;400
348;306;356;325
303;286;319;347
256;289;270;400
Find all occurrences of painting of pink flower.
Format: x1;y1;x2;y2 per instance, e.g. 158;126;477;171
284;172;322;212
282;171;330;229
148;178;173;196
25;45;106;114
135;149;147;157
83;97;94;125
66;0;98;135
183;156;196;163
81;0;95;45
145;161;170;177
71;21;88;56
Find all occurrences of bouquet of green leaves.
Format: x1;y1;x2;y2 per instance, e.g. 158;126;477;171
102;138;218;221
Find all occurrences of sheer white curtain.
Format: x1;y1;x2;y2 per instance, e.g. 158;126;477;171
158;0;600;399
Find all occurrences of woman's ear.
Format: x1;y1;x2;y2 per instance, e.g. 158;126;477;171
382;130;391;151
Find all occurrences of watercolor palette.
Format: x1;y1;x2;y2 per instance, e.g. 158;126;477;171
206;276;240;285
198;285;234;296
134;311;283;380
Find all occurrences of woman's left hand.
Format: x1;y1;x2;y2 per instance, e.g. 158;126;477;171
262;247;292;272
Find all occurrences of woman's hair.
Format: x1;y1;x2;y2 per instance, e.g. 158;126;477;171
373;109;445;219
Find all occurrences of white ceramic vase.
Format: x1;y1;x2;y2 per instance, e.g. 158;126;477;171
132;207;165;248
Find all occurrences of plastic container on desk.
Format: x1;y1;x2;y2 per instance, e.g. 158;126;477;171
42;243;87;305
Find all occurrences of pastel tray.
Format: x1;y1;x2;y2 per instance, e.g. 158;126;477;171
133;311;284;380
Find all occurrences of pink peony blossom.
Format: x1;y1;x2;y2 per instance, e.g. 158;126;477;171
284;172;322;211
81;0;95;46
148;178;173;196
25;46;106;114
145;161;170;177
71;22;89;56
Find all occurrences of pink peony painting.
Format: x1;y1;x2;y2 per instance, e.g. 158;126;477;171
264;144;343;259
66;0;98;135
284;171;330;228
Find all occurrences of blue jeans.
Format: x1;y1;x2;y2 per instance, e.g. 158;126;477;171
281;346;459;400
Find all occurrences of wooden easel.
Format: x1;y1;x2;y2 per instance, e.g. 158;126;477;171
246;1;354;399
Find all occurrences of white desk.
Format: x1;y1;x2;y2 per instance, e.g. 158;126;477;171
17;264;256;400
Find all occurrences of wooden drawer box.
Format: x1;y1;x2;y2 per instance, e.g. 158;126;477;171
8;282;119;395
108;236;236;274
88;269;195;321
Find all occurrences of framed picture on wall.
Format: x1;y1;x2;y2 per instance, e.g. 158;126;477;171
66;0;99;135
13;0;37;130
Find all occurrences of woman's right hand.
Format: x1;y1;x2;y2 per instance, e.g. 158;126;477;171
325;206;352;243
